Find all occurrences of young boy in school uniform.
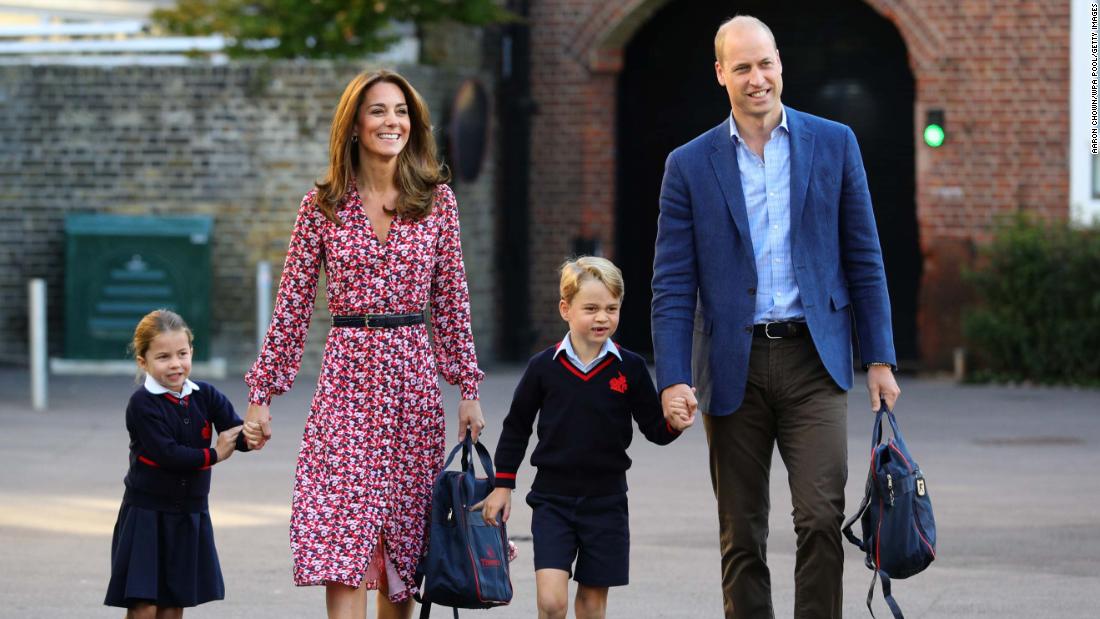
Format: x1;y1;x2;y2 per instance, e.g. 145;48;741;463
475;256;694;619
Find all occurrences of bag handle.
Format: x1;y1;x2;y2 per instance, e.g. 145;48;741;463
438;435;497;488
872;400;906;445
873;399;914;462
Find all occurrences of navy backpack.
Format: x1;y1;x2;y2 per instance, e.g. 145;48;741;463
842;401;937;619
416;436;512;619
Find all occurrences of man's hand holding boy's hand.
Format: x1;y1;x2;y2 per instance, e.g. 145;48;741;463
471;487;512;527
668;396;696;431
662;383;698;431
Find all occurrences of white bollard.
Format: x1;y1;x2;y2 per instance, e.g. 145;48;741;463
953;347;967;383
28;278;47;411
256;261;272;351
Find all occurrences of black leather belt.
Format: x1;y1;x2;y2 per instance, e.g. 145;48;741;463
331;313;425;328
753;321;807;339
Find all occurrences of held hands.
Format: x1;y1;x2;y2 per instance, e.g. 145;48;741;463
457;399;486;443
667;395;695;431
215;425;243;462
243;403;272;450
471;487;512;527
867;366;901;412
662;383;698;431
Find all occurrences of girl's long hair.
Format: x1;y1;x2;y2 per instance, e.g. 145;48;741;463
314;69;449;224
130;309;193;361
129;309;193;382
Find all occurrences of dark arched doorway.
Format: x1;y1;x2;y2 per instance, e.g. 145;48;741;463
615;0;920;363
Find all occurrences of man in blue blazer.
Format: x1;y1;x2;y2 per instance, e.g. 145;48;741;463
651;16;901;619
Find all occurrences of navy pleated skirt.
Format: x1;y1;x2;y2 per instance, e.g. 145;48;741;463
104;501;225;608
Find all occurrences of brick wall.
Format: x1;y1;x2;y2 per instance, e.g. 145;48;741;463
525;0;1071;368
0;61;498;372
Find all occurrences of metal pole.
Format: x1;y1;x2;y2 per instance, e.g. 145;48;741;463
28;278;47;411
256;261;272;352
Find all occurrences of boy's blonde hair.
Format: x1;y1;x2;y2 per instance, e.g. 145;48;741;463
559;256;624;303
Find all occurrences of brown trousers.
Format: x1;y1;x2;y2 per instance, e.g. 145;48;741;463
702;336;848;619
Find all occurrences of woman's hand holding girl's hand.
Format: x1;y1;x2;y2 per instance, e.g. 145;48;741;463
242;421;266;448
471;487;512;527
244;403;272;450
215;425;243;462
457;399;486;442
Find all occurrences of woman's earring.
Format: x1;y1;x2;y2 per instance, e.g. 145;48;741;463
351;134;358;143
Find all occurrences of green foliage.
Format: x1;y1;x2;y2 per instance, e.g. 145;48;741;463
152;0;511;59
963;215;1100;385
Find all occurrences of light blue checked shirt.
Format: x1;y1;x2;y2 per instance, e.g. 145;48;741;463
729;108;805;323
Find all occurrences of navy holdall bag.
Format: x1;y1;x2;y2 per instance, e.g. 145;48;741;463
842;401;937;619
415;435;512;619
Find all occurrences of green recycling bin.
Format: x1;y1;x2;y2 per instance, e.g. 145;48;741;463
64;214;213;361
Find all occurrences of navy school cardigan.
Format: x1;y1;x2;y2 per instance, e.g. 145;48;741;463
493;344;681;497
122;381;249;512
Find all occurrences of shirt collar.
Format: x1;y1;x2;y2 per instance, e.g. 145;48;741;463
553;332;621;364
729;106;789;143
143;374;199;399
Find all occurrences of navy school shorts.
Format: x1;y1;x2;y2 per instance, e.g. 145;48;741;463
526;489;630;587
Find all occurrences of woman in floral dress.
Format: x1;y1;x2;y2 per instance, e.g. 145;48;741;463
242;70;485;619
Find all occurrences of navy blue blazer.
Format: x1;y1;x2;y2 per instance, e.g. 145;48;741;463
651;106;896;416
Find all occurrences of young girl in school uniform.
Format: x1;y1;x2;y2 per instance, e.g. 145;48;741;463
104;309;250;618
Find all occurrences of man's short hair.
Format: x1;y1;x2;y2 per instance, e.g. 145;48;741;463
714;15;778;61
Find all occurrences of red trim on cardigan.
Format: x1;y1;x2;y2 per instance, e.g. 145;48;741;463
557;355;616;382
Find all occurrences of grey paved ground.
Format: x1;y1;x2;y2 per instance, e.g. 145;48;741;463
2;365;1098;618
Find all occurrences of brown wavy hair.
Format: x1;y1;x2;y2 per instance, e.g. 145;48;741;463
314;69;450;224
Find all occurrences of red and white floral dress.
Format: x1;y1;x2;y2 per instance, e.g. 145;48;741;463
245;183;483;600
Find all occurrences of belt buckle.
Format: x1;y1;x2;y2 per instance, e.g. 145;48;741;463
764;321;783;339
365;314;382;329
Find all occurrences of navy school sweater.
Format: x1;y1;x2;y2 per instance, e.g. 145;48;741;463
493;343;680;497
122;381;249;512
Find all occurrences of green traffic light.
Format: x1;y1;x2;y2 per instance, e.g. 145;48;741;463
923;123;945;148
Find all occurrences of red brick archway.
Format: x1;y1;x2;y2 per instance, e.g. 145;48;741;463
525;0;1070;368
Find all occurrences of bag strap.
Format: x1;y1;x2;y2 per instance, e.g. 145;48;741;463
417;602;460;619
844;402;892;550
865;570;904;619
841;463;873;550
